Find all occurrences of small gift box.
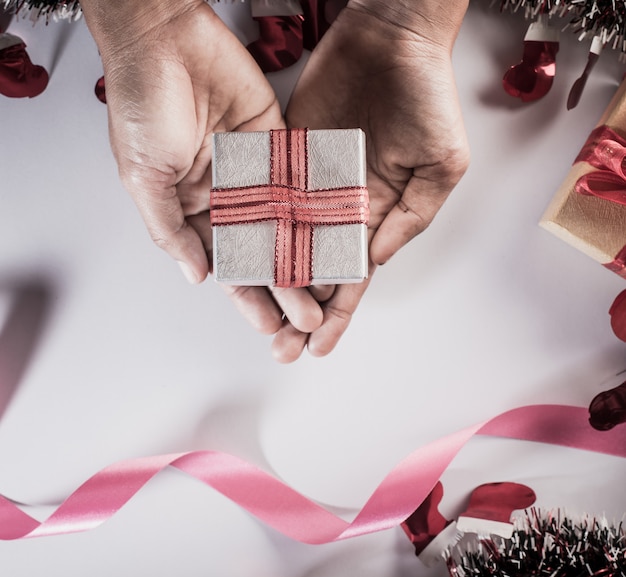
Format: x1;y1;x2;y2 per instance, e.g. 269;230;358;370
540;80;626;277
210;128;369;288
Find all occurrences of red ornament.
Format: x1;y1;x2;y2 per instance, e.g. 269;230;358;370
401;482;452;556
609;289;626;342
246;0;343;73
94;75;106;104
503;19;559;103
247;15;305;73
589;379;626;431
0;34;48;98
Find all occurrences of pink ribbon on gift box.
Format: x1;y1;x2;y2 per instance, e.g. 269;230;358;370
210;128;369;288
574;125;626;277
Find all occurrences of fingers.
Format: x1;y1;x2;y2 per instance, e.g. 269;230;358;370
221;285;283;335
221;283;325;341
221;281;338;364
270;271;375;363
187;211;213;274
271;320;310;364
307;275;373;357
370;153;469;266
102;53;211;283
222;275;371;363
308;284;336;302
131;181;211;283
369;176;443;266
269;287;324;333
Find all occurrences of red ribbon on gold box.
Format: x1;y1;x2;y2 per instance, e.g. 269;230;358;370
541;80;626;277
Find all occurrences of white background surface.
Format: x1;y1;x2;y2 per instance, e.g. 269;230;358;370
2;2;626;576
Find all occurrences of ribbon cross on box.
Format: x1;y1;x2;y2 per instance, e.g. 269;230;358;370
210;128;369;288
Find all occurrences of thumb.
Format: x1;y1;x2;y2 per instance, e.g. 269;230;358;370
369;176;446;266
124;168;210;284
102;55;210;284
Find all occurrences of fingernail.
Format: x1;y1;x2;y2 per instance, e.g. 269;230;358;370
177;260;198;284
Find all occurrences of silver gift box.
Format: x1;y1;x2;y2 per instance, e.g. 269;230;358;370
210;129;369;286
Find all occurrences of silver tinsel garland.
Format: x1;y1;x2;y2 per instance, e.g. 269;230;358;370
447;509;626;577
2;0;626;54
1;0;82;21
0;0;245;22
498;0;626;53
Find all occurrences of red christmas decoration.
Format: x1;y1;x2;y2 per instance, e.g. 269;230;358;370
0;33;48;98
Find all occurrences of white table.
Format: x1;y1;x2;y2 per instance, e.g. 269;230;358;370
2;3;626;576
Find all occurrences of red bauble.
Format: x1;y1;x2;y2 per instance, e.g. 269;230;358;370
609;289;626;342
0;39;49;98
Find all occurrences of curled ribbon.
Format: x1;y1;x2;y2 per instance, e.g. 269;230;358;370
1;404;625;542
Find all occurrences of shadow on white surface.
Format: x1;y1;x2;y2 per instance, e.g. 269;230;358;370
0;278;55;421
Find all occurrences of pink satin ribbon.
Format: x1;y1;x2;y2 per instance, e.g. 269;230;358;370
1;404;624;542
210;128;369;288
574;125;626;277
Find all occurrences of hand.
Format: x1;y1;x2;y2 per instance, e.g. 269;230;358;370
283;0;470;361
80;0;327;343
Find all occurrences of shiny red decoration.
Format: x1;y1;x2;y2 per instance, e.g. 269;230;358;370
401;481;451;555
609;289;626;342
246;0;341;73
589;378;626;431
0;41;48;98
574;126;626;205
94;75;106;104
402;481;536;557
458;482;536;525
247;15;305;73
503;41;559;102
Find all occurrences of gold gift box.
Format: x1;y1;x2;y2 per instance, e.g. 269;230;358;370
540;80;626;275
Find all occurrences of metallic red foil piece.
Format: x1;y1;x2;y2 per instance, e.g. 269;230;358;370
609;290;626;342
457;482;536;525
589;378;626;430
0;41;48;98
246;0;345;73
574;126;626;205
503;41;559;103
94;75;106;104
401;482;451;555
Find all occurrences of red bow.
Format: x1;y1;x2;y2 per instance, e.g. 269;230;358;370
575;125;626;206
573;125;626;277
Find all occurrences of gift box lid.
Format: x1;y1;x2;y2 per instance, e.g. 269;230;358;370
210;128;369;287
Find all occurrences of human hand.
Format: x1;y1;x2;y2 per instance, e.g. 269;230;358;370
80;0;328;343
283;0;470;361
